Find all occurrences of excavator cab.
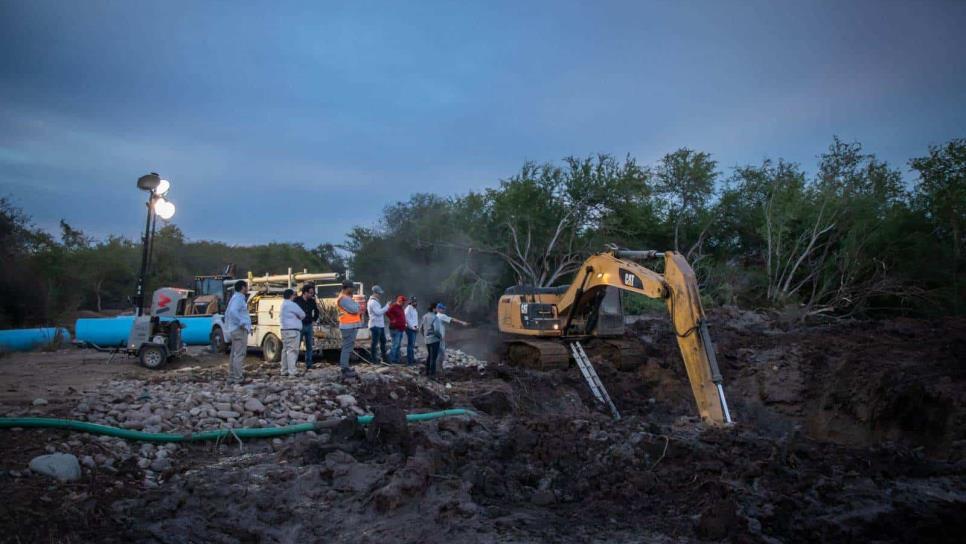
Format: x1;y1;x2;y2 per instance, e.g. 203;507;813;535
191;274;234;314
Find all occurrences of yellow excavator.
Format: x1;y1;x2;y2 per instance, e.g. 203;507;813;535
497;245;733;425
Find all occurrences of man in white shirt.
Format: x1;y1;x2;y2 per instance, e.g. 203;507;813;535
403;297;419;366
280;288;305;377
224;280;252;383
366;285;390;363
434;303;469;371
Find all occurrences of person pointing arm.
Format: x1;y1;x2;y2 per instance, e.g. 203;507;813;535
366;285;390;363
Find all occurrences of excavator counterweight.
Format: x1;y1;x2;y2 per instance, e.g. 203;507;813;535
497;247;733;425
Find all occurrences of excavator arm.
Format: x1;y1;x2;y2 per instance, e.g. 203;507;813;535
661;253;733;425
555;250;733;424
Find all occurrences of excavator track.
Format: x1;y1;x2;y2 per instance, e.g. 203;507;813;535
588;339;647;371
503;338;646;371
504;339;571;370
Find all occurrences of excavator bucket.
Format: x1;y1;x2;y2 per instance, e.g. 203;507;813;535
663;253;733;425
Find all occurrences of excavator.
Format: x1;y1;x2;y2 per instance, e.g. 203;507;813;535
497;245;733;425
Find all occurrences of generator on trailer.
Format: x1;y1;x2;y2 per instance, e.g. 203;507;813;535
126;287;189;369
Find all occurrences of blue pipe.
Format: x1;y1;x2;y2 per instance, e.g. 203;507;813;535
75;316;214;347
0;328;71;352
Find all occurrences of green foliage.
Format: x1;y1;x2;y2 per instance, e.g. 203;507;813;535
910;138;966;312
466;155;648;286
712;140;930;316
653;148;719;254
622;292;667;314
0;202;346;327
3;137;964;327
348;139;965;318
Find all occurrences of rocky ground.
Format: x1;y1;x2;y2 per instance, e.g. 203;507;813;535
0;311;964;543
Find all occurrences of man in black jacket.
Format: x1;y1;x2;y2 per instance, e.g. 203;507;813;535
294;284;321;369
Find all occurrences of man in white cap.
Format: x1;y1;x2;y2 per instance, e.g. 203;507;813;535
366;285;390;363
433;302;468;371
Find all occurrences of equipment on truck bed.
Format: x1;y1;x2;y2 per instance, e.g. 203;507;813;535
498;245;733;425
208;269;371;362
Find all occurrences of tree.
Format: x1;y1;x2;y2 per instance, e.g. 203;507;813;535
717;140;916;318
723;159;828;306
911;138;966;311
0;198;44;326
343;194;473;309
459;155;647;287
808;138;909;316
314;243;348;277
653;148;718;257
77;236;138;312
59;220;92;251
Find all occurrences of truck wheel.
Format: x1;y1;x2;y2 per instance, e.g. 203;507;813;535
139;345;167;370
209;326;228;353
262;333;282;363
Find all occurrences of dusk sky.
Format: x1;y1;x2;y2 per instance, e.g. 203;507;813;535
1;0;964;247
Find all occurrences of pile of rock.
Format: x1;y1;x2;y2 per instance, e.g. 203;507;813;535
10;352;485;487
440;348;487;370
10;369;376;486
409;347;487;370
71;375;368;434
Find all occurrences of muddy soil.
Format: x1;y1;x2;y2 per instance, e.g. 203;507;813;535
1;310;964;543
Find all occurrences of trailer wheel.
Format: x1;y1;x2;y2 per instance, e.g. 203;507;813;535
139;344;167;370
262;333;282;363
209;326;228;353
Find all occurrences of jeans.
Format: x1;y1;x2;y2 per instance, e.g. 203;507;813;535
300;323;314;368
370;326;387;363
389;329;404;363
281;329;300;376
228;328;248;382
339;327;358;369
425;341;440;376
405;328;417;365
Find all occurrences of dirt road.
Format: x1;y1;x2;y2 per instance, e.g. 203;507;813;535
0;347;223;409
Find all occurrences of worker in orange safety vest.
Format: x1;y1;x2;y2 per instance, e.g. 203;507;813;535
336;280;362;377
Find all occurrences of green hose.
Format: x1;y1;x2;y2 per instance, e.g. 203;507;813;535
0;408;474;443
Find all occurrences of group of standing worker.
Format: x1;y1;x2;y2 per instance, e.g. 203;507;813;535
337;280;468;379
221;278;467;383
